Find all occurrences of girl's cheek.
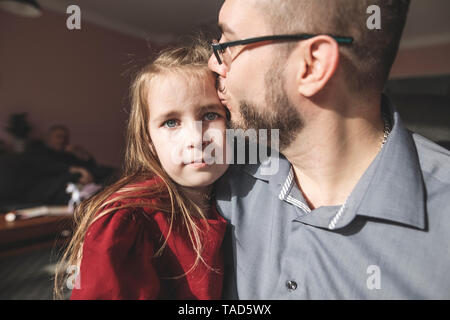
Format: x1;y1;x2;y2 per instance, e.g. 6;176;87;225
159;151;182;178
167;127;184;145
206;118;226;131
204;121;226;141
168;134;187;167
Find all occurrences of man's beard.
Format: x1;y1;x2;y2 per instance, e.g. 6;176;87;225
228;62;303;151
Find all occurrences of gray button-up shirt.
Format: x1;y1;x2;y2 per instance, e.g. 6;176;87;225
215;95;450;299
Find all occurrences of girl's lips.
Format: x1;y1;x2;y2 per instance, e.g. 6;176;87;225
188;162;209;169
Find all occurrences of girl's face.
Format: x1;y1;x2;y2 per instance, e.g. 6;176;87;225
148;70;229;188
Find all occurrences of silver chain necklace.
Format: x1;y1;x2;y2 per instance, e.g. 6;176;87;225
328;111;391;230
380;111;391;147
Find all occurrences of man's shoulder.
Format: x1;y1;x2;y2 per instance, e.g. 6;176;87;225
215;155;290;220
214;164;259;203
412;133;450;185
220;154;291;183
219;163;256;184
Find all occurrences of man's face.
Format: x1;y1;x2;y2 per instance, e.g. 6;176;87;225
208;0;302;151
47;128;69;151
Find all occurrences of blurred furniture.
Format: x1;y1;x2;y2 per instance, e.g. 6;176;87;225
0;212;72;258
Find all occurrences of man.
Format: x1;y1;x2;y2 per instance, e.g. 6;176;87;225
46;124;70;152
0;125;113;205
45;124;94;162
0;125;91;206
209;0;450;299
26;124;116;185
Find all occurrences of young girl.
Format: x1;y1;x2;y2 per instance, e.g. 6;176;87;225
54;43;229;299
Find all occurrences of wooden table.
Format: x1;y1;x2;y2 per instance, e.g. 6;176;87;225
0;212;74;258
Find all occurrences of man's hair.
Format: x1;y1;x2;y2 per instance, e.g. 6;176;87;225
258;0;411;91
49;124;69;133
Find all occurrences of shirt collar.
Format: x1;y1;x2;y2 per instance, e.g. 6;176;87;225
349;94;426;230
241;150;292;191
240;94;426;230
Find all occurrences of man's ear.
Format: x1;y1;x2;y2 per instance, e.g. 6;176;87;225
295;36;340;97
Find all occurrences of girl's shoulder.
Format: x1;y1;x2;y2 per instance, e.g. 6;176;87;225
103;174;166;211
87;175;168;239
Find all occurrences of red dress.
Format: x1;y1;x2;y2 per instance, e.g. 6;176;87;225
70;177;227;300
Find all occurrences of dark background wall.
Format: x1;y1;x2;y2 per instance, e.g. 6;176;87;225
0;9;155;167
0;7;449;168
388;43;450;147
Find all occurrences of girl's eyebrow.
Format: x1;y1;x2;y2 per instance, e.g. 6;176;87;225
153;104;224;123
153;110;181;123
196;104;225;116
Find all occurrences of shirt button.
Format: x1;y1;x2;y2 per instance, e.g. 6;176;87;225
286;280;297;291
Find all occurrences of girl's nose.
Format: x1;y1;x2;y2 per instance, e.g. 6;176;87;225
185;121;210;150
187;139;211;150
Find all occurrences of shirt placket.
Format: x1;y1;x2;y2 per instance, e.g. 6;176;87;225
274;167;312;298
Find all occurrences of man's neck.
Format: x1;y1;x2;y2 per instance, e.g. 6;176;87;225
282;97;385;209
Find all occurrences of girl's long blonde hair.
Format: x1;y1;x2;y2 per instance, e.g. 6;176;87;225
54;41;216;299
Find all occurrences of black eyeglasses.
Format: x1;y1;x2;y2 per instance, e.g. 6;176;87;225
211;33;353;65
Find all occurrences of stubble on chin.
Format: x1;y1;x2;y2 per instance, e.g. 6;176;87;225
229;62;303;151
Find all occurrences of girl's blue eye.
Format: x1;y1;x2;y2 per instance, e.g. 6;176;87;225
204;112;219;121
163;119;178;128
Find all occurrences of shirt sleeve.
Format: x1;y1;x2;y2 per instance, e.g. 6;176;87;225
70;208;160;300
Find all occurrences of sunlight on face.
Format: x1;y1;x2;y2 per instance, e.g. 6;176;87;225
208;0;277;130
147;70;229;188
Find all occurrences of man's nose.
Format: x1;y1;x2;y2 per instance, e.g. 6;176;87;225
208;53;227;78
